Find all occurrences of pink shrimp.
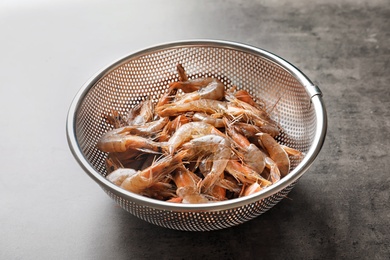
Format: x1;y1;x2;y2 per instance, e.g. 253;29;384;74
257;133;290;177
181;134;232;193
172;166;209;204
156;64;188;109
104;110;127;128
97;128;165;153
171;78;225;103
126;98;154;126
192;112;225;128
242;182;262;196
225;160;271;187
167;121;223;154
107;117;169;138
119;152;185;194
226;123;266;174
156;99;227;117
234;121;280;138
264;157;281;183
106;168;137;186
225;91;272;123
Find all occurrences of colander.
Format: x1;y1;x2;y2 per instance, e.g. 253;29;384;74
66;40;327;231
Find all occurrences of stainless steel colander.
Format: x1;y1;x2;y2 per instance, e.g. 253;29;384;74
66;40;327;231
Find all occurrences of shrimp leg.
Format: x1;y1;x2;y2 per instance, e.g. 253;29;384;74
97;130;165;153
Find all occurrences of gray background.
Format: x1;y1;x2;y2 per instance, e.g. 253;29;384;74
1;0;389;259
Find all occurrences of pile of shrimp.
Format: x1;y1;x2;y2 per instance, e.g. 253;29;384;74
97;64;303;203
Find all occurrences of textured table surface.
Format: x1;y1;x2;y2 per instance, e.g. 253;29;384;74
1;1;389;259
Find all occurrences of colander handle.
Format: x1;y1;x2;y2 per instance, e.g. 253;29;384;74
306;84;323;100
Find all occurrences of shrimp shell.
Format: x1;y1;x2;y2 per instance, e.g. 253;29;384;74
167;121;223;154
97;130;165;153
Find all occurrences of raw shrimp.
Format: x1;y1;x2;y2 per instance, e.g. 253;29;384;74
156;99;227;117
158;114;190;142
105;153;124;174
226;124;266;174
177;63;188;82
257;133;290;177
167;121;223;154
225;91;271;121
181;134;232;193
141;182;177;201
156;64;187;108
242;182;262;196
120;152;184;194
234;121;279;138
171;78;225;103
233;89;258;107
225;160;271;187
172;166;209;204
104;110;127;128
192;112;225;128
196;156;226;201
281;145;304;157
98;63;302;203
97;128;165;153
126;99;154;126
106;168;137;186
264;157;281;183
113;117;169;137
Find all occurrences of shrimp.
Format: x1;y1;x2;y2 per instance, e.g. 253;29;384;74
234;122;279;138
218;175;242;197
106;168;137;186
225;91;272;123
226;124;266;174
115;117;169;137
177;63;188;82
141;182;177;201
172;78;225;103
281;145;304;157
105;153;124;174
242;182;262;196
120;152;184;194
192;112;225;128
264;157;281;183
156;99;227;117
233;89;258;107
97;128;165;153
181;134;232;193
225;160;271;187
106;149;144;168
172;166;209;204
208;174;227;201
158;114;190;142
167;121;223;154
104;110;127;128
126;98;154;126
257;133;290;177
156;64;187;109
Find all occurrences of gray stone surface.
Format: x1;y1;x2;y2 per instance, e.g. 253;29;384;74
0;0;388;259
